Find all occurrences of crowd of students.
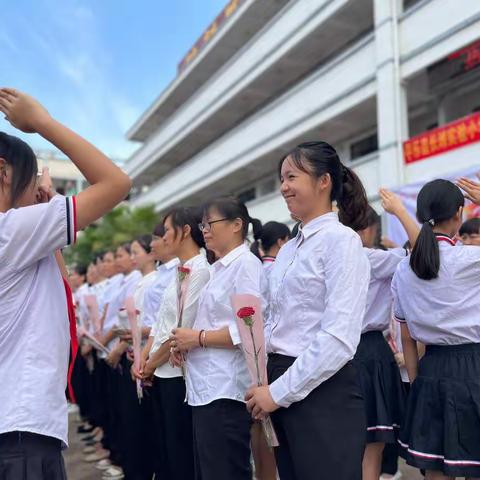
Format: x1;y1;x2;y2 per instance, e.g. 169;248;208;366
2;90;480;480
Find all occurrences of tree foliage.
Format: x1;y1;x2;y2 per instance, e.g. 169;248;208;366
64;204;159;267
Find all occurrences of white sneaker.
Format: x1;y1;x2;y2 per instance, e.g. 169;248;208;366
101;466;124;479
380;472;402;480
95;459;113;471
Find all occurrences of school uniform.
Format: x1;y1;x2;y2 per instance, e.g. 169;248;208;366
261;255;276;280
0;195;77;479
186;244;267;480
353;248;407;444
117;270;157;480
149;253;210;480
392;235;480;477
141;258;178;478
266;212;370;480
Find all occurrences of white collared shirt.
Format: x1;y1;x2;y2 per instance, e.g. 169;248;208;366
185;244;267;406
151;254;211;378
142;259;180;328
362;248;407;333
133;270;158;326
0;195;77;446
392;242;480;345
266;212;370;408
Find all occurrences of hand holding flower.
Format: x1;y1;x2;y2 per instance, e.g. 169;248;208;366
245;386;279;420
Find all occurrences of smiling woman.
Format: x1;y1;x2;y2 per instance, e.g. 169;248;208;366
246;141;371;480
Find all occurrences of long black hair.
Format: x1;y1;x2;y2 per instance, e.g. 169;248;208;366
410;179;464;280
134;234;153;254
163;206;205;249
202;196;262;241
250;221;291;259
279;141;370;231
0;132;38;207
363;205;384;249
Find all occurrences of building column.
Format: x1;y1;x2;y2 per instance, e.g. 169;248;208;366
374;0;408;188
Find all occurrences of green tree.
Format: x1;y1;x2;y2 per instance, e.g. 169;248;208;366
64;204;159;267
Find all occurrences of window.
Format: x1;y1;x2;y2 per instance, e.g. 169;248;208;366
349;133;378;161
237;187;256;204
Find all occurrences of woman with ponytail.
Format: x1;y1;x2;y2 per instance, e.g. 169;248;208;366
353;191;419;480
251;221;291;280
136;206;210;480
169;196;267;480
245;141;370;479
392;178;480;480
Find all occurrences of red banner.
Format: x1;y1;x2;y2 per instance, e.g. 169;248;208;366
403;112;480;164
178;0;246;73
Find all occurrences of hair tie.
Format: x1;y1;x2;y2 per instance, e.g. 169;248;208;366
428;219;435;227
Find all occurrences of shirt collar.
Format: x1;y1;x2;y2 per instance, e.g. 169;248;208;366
184;253;205;268
298;212;339;240
435;233;456;246
218;244;248;268
161;258;180;270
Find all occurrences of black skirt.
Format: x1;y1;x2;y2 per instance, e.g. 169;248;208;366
353;331;406;443
268;354;366;480
399;343;480;477
0;432;67;480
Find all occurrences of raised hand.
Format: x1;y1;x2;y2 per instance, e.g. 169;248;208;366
456;177;480;205
36;167;55;204
0;88;52;133
379;188;406;215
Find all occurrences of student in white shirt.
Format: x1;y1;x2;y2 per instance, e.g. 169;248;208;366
0;89;130;480
353;191;419;480
392;178;480;480
136;207;210;479
245;141;371;480
250;221;291;281
113;235;157;480
169;197;266;480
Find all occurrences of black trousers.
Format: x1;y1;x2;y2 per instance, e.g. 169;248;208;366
268;354;366;480
0;432;67;480
117;355;155;480
150;376;194;480
192;399;252;480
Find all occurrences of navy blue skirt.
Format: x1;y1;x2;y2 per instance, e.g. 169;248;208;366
399;343;480;477
353;331;406;443
0;432;66;480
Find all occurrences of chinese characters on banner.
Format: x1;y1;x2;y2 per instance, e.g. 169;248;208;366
178;0;246;73
403;112;480;164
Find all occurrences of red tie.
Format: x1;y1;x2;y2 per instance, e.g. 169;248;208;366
63;278;78;404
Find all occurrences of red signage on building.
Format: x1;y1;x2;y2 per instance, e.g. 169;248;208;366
403;112;480;164
178;0;246;73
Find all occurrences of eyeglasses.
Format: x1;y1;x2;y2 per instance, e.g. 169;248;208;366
198;218;230;233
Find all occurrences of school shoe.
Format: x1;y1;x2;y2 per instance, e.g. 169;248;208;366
84;449;110;462
380;473;402;480
101;467;124;480
77;423;94;434
83;445;97;454
95;459;113;471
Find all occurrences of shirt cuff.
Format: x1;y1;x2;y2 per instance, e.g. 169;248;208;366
228;324;242;346
268;376;293;408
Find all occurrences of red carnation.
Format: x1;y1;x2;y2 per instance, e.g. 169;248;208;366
178;266;191;274
237;306;255;320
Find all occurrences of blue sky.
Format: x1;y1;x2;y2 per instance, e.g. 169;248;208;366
1;0;227;160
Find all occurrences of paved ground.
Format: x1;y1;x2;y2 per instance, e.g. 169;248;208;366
64;412;423;480
64;413;103;480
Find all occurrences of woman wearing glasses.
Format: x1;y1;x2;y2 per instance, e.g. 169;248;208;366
169;197;267;480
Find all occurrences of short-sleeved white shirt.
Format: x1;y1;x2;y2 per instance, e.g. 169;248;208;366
185;244;267;406
0;195;77;446
392;241;480;345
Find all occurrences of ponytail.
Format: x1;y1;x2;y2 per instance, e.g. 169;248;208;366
280;141;369;230
337;166;369;231
409;179;464;280
250;218;263;260
410;222;440;280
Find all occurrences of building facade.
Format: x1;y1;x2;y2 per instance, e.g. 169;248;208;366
125;0;480;224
